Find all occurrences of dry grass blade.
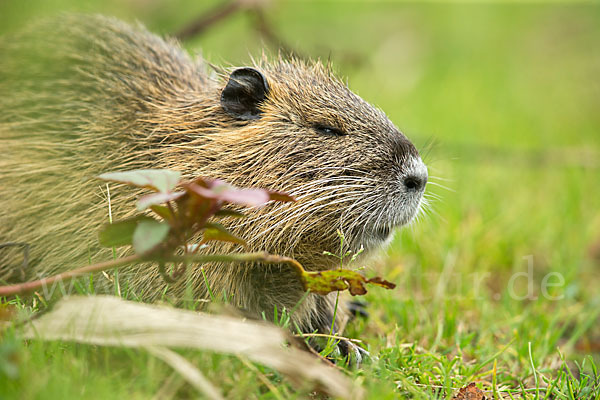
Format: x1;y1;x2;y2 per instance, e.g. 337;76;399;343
22;296;361;399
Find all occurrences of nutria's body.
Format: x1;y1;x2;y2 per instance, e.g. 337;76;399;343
0;16;427;337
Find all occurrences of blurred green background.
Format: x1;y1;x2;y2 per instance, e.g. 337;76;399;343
1;0;599;397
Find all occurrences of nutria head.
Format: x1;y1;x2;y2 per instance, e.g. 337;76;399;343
173;59;428;268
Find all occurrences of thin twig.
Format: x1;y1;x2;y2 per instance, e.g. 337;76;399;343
175;0;244;40
162;252;306;281
0;254;141;297
0;252;306;298
251;9;304;59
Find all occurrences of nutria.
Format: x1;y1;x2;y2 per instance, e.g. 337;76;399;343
0;15;427;349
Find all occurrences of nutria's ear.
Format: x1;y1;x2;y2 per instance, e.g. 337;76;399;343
221;68;269;120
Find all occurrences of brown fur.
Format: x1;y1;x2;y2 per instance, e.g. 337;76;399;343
0;15;423;334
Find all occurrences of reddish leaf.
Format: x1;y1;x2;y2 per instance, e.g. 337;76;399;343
186;182;270;207
189;176;215;189
201;223;247;246
137;191;184;211
185;178;295;207
218;188;271;207
99;170;181;193
186;182;223;201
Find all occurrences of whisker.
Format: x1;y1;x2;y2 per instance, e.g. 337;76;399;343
248;192;367;241
428;175;453;183
426;181;455;192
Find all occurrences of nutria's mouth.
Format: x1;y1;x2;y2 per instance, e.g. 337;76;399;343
356;198;423;250
348;224;396;253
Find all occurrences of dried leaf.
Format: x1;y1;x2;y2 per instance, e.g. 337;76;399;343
148;346;224;400
22;296;362;399
365;277;396;291
132;220;170;254
99;170;181;193
452;382;488;400
303;269;396;296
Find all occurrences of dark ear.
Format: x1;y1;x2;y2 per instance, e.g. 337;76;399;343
221;67;269;120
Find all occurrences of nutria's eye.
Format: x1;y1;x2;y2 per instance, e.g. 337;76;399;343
314;124;346;137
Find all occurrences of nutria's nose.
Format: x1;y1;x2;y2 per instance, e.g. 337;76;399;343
403;175;426;191
403;162;428;192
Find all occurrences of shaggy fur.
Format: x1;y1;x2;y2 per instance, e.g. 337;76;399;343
0;15;424;334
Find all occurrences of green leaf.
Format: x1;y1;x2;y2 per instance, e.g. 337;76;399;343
213;209;247;219
98;216;154;248
99;169;181;193
133;220;170;254
150;205;173;221
201;223;247;246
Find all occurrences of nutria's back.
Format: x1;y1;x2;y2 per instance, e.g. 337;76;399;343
0;15;427;334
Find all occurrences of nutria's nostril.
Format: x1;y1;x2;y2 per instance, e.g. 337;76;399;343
404;175;426;191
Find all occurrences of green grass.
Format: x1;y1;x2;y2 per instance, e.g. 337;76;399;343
1;1;600;398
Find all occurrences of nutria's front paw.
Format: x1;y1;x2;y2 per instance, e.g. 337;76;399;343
309;336;370;368
337;339;370;368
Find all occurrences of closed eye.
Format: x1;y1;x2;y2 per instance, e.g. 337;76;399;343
314;124;346;137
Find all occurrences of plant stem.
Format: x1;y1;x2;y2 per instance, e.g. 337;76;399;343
0;252;307;298
0;254;140;297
